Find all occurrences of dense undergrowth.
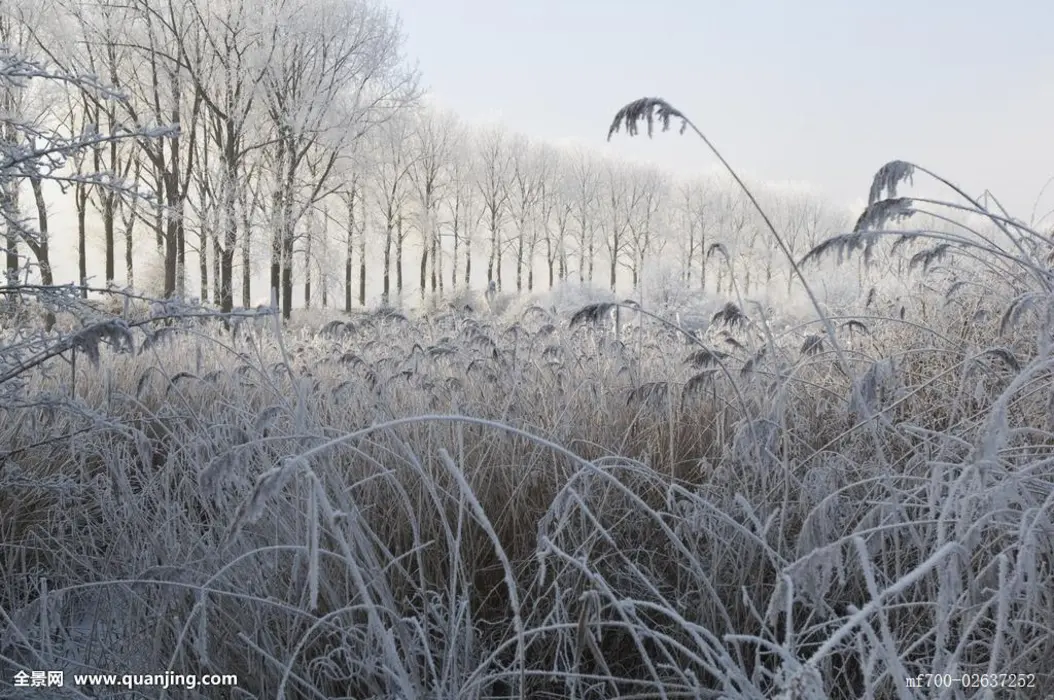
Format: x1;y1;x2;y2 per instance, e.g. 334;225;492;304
2;98;1053;699
1;263;1053;699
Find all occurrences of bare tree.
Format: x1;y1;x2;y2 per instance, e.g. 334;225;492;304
505;134;542;293
36;0;139;289
409;107;456;301
108;0;204;298
712;188;749;296
567;147;601;284
368;113;417;306
474;124;511;290
0;3;34;283
162;0;277;311
771;190;848;293
603;160;645;292
525;142;560;292
674;176;715;288
443;123;478;291
335;159;365;311
261;0;417;319
541;150;574;288
0;32;172;336
239;154;266;307
625;167;669;289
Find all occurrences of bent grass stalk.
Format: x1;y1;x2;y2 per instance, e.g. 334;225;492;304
607;97;853;379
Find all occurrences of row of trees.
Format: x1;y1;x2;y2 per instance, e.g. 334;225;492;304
2;0;852;320
358;114;852;308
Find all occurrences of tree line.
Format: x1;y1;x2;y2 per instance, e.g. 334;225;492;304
1;0;852;321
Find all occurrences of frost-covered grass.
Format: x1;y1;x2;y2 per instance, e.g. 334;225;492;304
2;262;1053;699
3;96;1053;698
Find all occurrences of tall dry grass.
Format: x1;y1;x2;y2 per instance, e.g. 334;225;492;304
1;99;1053;699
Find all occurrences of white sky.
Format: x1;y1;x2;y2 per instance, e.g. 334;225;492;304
387;0;1054;220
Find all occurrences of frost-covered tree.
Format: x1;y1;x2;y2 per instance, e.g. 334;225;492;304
566;147;602;284
368;111;417;306
443;122;478;291
262;0;417;319
474;124;512;290
0;46;171;294
505;133;542;293
409;107;456;300
625;166;669;289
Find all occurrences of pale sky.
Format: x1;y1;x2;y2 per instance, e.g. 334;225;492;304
387;0;1054;220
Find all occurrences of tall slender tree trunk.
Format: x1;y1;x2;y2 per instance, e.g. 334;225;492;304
382;222;392;305
212;229;221;305
358;222;367;307
515;223;525;292
199;227;209;301
464;236;472;288
451;226;459;291
76;182;87;297
419;239;428;300
28;177;55;329
122;203;135;288
395;215;404;300
219;159;237;313
345;193;354;313
430;225;438;294
486;212;497;286
304;225;312;309
240;195;252;308
280;159;295;320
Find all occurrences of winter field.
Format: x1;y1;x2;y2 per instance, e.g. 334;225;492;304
0;1;1052;695
4;165;1054;699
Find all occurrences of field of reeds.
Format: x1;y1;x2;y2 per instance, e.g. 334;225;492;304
2;101;1053;699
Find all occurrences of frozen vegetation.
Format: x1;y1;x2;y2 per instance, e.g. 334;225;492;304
4;181;1054;697
0;4;1052;698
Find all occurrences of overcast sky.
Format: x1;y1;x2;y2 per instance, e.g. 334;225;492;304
387;0;1054;220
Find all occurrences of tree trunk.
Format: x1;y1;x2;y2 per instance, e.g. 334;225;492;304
395;214;404;300
515;226;525;292
28;177;55;329
176;214;186;298
77;182;87;297
199;228;209;301
240;198;252;309
464;236;472;288
587;237;595;282
382;222;392;305
358;226;367;307
304;227;312;310
486;215;497;286
430;223;438;294
219;165;237;313
419;242;428;300
451;225;459;291
345;197;354;313
212;229;221;306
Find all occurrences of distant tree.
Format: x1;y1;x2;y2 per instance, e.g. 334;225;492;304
603;160;645;292
443;124;479;291
474;124;512;290
334;151;366;311
409;108;456;300
0;32;171;332
625;167;668;289
505;134;542;293
567;148;601;284
674;177;715;289
261;0;416;319
369;113;417;306
534;143;567;290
